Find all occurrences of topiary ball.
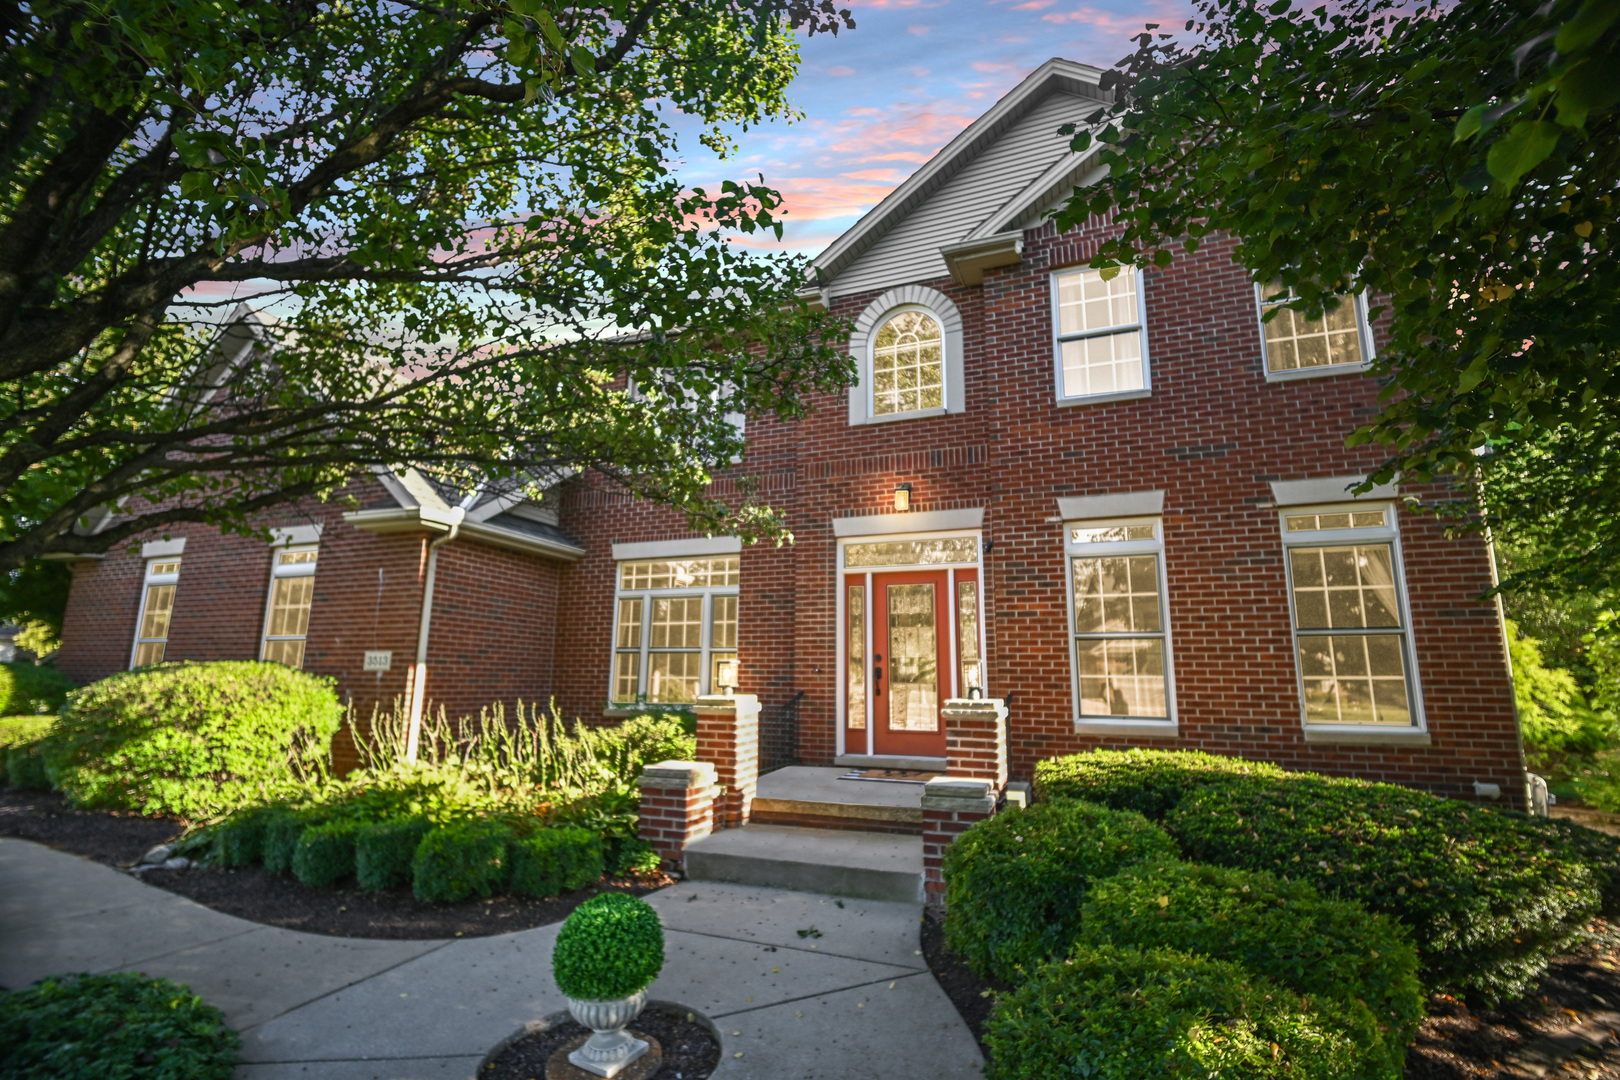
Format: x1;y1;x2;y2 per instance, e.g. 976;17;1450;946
553;893;665;1001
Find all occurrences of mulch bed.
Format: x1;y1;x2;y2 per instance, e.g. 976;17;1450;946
0;786;673;939
923;908;1620;1079
482;1002;721;1080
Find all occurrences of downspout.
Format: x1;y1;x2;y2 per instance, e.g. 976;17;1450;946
406;508;464;762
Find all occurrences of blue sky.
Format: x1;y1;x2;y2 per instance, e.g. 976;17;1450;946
677;0;1187;259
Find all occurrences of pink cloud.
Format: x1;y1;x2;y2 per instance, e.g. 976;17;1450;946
769;176;900;221
972;60;1022;72
827;108;976;155
1040;6;1152;31
908;23;931;34
827;65;856;76
854;151;933;163
1011;0;1058;8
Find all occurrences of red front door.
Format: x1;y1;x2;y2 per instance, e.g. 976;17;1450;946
873;570;950;757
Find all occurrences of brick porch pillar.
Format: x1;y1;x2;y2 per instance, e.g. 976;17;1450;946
637;760;718;872
695;693;760;828
921;777;998;907
942;698;1008;789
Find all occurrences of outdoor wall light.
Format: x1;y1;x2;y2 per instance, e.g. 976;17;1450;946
716;657;739;695
893;483;912;512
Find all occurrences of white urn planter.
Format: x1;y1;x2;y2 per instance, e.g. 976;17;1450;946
565;988;650;1078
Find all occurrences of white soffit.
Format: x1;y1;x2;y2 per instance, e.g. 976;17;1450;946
270;524;324;547
612;536;743;561
833;507;985;537
1056;491;1165;521
1270;476;1398;507
140;537;187;558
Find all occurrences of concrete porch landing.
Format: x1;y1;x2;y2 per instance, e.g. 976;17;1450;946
751;766;928;834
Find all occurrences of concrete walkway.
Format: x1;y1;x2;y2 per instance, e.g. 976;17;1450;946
0;837;983;1080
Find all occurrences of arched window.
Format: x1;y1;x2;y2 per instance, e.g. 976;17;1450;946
871;309;945;416
847;284;965;426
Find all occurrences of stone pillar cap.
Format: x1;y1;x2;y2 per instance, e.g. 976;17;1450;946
923;777;994;800
695;693;760;708
641;760;718;784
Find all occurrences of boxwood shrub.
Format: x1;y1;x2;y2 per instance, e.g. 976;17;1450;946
983;944;1365;1080
509;827;604;898
292;819;364;889
261;809;319;876
412;819;512;903
0;971;239;1080
552;893;665;1001
1080;860;1424;1078
211;805;283;868
355;818;434;893
41;661;343;819
1;714;56;791
942;798;1179;977
1033;748;1289;819
1168;776;1605;1001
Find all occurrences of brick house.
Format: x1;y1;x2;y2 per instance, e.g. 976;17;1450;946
54;58;1525;805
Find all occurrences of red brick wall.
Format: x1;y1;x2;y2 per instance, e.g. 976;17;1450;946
550;219;1523;805
56;480;564;749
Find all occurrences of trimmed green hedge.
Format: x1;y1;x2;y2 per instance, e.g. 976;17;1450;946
412;820;511;903
1;714;56;791
292;819;363;889
262;809;318;876
1033;748;1288;819
1080;860;1424;1079
42;661;343;819
942;799;1179;976
355;818;433;893
1168;776;1605;1001
984;944;1365;1080
0;972;239;1080
510;827;604;898
212;805;282;868
0;662;74;717
553;893;665;1000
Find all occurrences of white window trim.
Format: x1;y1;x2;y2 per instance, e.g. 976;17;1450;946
1061;516;1178;735
608;559;740;707
847;284;966;426
1051;266;1152;407
261;543;319;663
835;529;986;758
131;557;182;668
1256;285;1376;382
1278;502;1430;744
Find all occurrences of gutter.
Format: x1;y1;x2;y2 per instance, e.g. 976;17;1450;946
343;507;585;562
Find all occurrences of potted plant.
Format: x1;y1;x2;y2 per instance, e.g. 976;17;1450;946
551;893;666;1077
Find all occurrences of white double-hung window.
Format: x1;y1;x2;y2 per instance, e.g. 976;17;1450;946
611;555;740;705
132;558;181;667
1052;266;1150;404
1281;505;1423;731
1062;517;1176;728
262;546;318;668
1257;281;1373;379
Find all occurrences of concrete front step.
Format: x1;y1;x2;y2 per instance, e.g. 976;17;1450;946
683;824;924;903
751;765;927;835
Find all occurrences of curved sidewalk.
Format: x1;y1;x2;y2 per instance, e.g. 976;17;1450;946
0;837;983;1080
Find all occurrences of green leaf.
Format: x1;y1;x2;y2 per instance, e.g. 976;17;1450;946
1485;120;1559;185
1453;103;1487;143
1554;0;1620;54
532;9;567;52
570;45;594;80
1554;58;1620;129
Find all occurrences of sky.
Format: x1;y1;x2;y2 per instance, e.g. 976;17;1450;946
673;0;1189;260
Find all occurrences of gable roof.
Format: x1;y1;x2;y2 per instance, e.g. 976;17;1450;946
810;58;1108;297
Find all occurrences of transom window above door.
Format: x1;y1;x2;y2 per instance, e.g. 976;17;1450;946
612;555;739;706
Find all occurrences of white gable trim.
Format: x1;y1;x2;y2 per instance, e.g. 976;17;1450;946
812;58;1106;289
971;146;1105;240
848;285;966;425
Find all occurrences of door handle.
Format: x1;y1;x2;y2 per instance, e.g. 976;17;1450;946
874;667;883;693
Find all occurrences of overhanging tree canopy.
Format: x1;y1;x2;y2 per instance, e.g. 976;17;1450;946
0;0;857;569
1056;0;1618;594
